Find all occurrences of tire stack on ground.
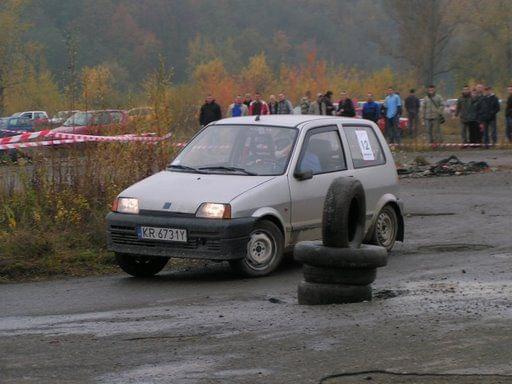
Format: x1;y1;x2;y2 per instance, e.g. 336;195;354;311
295;177;388;305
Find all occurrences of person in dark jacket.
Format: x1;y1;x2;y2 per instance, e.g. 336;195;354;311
362;93;380;123
323;91;335;116
243;93;252;108
477;86;500;147
455;85;473;143
336;91;356;117
506;85;512;143
404;89;420;138
485;86;500;146
199;94;222;127
468;88;482;143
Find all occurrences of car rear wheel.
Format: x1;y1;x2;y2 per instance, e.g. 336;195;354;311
230;221;284;277
115;253;169;277
372;205;398;251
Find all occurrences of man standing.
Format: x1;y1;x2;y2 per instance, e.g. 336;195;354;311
384;87;402;144
455;85;474;144
422;85;445;144
300;91;312;114
199;94;222;127
243;93;252;108
506;85;512;143
323;91;335;116
336;91;356;117
362;93;380;123
308;93;327;115
277;93;294;114
404;89;420;138
227;95;249;117
485;86;500;146
476;86;499;148
249;92;269;115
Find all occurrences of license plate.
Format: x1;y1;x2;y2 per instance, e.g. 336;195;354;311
137;226;188;242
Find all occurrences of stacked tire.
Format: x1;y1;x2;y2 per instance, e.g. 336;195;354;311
295;177;388;305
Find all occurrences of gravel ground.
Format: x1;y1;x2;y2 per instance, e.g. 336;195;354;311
1;151;511;383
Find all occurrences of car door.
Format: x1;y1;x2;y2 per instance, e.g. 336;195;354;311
288;125;349;242
341;123;395;219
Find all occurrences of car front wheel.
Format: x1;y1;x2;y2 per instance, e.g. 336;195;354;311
115;253;169;277
372;205;398;251
230;220;284;277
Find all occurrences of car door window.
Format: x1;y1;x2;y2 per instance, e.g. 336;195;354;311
297;127;346;175
344;125;386;168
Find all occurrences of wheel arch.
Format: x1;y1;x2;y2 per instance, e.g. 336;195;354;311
251;207;288;244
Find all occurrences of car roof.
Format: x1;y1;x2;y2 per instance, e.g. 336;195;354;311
215;115;369;129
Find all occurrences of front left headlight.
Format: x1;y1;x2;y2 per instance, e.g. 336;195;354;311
196;203;231;219
112;197;139;214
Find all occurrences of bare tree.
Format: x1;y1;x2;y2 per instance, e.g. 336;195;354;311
376;0;458;86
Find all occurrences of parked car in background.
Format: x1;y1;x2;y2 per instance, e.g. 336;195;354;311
10;111;49;129
0;117;34;137
127;107;154;122
52;110;128;135
49;110;81;126
107;115;404;278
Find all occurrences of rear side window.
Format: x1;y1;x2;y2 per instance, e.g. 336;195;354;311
344;125;386;168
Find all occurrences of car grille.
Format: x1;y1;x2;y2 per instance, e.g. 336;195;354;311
109;225;221;251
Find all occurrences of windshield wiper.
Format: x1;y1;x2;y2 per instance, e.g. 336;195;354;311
167;164;205;173
198;166;257;175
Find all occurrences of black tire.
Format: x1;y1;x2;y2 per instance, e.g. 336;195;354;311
322;177;366;248
294;242;387;269
303;264;377;285
230;220;284;277
115;253;169;277
298;281;372;305
371;205;398;251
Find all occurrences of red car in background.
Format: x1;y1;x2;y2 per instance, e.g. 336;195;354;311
51;110;128;135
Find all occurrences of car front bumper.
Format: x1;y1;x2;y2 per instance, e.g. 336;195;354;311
106;212;256;260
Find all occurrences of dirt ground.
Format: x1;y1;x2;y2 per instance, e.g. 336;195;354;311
1;150;511;383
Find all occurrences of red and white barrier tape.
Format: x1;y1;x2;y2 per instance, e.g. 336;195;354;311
0;131;175;150
390;142;500;148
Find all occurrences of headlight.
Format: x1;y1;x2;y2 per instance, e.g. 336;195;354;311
112;197;139;214
196;203;231;219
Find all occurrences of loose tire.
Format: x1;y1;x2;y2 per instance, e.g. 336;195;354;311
322;177;366;248
298;281;372;305
302;264;377;285
115;253;169;277
230;220;284;277
294;242;387;269
372;205;398;251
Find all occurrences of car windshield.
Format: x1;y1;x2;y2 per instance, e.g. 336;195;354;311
63;112;92;126
170;124;298;176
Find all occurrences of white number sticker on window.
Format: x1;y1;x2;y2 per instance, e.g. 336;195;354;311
355;130;375;161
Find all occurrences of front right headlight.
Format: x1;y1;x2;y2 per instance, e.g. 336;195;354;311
112;197;139;214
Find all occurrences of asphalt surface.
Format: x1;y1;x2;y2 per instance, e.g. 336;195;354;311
1;150;512;383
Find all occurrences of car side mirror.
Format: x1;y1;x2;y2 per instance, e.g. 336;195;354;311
294;170;313;181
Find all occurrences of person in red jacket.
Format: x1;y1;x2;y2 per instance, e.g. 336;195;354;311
249;92;269;115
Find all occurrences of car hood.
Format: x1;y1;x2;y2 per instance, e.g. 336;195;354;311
120;170;276;214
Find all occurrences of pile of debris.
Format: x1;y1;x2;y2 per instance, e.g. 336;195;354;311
397;155;490;178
